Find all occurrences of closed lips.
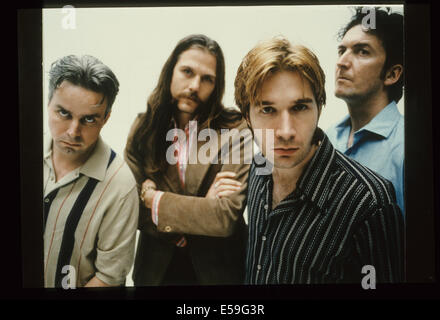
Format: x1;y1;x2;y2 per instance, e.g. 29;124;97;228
63;141;80;146
274;148;298;154
337;75;351;81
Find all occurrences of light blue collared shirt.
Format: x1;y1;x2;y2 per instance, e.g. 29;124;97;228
326;101;405;215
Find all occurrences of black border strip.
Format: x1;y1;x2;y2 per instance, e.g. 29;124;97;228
18;8;44;289
14;0;438;299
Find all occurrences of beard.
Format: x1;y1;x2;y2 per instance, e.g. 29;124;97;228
335;79;384;106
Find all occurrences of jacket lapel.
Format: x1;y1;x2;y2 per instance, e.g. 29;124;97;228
156;163;184;194
185;131;222;196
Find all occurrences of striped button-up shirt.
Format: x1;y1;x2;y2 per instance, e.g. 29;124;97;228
43;133;139;287
245;130;404;284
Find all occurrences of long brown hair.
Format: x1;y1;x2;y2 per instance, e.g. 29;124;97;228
127;34;242;176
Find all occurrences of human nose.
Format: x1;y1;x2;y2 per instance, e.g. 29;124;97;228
275;112;296;141
67;119;81;138
336;50;351;69
188;75;201;92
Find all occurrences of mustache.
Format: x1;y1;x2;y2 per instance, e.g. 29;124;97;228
178;91;202;104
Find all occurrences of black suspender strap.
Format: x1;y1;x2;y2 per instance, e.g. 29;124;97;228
54;149;116;287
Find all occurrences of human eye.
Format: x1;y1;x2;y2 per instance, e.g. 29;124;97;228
82;116;96;124
182;68;193;76
260;106;275;114
203;76;214;84
57;109;70;118
337;47;345;56
292;104;308;112
356;47;370;56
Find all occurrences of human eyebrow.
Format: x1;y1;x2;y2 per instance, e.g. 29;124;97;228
261;100;274;106
337;45;346;54
202;74;216;82
81;113;101;119
55;105;69;111
352;43;373;52
294;98;314;104
180;64;192;70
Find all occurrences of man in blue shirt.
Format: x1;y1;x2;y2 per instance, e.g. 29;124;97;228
327;7;404;214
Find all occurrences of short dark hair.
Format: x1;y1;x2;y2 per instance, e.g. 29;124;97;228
338;7;404;103
48;55;120;116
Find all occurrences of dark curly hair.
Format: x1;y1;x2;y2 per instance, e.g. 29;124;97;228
338;7;404;103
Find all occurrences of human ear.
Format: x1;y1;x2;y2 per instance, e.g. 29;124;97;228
384;64;403;86
103;110;111;125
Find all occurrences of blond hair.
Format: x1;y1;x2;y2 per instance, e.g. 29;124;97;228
234;37;326;119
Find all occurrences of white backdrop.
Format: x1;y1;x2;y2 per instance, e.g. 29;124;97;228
43;5;404;157
42;5;404;286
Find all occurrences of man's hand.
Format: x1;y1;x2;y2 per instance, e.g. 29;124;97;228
205;171;242;200
141;179;157;209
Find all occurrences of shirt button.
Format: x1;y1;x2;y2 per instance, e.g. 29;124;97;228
262;235;266;241
44;198;50;203
164;226;172;232
264;204;268;210
257;265;261;270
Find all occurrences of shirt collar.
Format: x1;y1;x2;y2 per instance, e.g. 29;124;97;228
78;137;110;181
361;101;401;138
335;114;351;130
335;101;401;139
43;133;110;182
295;129;336;210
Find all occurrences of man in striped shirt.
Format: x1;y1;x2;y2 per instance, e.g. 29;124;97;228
234;37;404;284
44;55;139;287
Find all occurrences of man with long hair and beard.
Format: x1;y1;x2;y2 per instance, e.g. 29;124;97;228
125;34;252;286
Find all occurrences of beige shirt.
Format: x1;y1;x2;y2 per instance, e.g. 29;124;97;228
43;133;139;287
